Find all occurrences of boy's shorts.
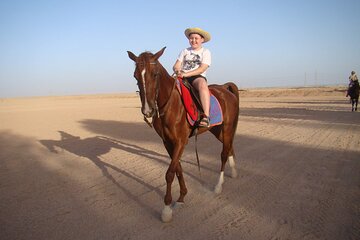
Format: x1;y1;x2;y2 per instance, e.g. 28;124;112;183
184;75;207;85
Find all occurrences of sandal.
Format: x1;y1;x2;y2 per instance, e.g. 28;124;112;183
198;115;210;128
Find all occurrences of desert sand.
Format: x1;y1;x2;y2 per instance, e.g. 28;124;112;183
0;86;359;240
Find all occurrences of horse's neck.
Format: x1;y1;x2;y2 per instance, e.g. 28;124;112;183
157;68;176;106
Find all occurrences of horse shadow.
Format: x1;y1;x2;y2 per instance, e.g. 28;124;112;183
79;119;222;179
39;131;170;217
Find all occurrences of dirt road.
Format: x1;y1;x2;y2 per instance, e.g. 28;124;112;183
1;87;359;240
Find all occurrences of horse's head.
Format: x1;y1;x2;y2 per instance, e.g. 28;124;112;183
127;47;166;118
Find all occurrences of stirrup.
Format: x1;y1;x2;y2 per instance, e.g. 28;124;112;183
198;115;210;128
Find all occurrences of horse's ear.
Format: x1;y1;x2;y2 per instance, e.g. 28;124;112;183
153;47;166;61
127;51;138;62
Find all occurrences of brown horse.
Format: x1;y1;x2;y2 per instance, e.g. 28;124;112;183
127;47;239;222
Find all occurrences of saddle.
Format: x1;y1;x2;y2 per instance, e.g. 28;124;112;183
176;77;223;128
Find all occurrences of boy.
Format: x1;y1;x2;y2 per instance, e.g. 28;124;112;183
173;27;212;127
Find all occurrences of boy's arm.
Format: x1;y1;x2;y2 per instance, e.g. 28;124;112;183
173;60;182;74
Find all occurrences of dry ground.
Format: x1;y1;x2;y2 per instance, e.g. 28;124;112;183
0;86;359;240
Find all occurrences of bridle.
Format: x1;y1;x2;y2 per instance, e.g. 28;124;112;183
136;61;177;127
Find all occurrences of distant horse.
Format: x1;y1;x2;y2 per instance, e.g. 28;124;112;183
347;80;359;111
127;47;239;222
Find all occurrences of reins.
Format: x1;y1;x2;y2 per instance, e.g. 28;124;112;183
156;74;177;117
194;130;201;175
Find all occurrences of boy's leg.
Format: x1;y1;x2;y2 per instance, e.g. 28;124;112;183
192;78;210;117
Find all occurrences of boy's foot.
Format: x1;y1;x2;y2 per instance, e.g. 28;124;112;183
199;116;210;128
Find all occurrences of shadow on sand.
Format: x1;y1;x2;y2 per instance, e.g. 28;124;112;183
39;131;171;220
40;131;167;198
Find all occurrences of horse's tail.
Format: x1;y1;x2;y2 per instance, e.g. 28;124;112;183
225;82;240;103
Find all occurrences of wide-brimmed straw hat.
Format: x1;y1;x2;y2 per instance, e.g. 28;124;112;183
184;27;211;43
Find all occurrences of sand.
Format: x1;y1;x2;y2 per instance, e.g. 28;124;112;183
0;86;359;240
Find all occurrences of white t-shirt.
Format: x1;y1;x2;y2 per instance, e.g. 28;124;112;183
177;47;211;77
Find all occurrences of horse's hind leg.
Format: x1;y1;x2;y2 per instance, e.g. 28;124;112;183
351;99;356;111
214;146;238;194
214;147;231;194
211;126;238;194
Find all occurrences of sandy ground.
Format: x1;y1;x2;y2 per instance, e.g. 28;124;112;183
0;86;359;240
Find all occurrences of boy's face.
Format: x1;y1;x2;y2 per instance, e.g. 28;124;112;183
188;33;204;50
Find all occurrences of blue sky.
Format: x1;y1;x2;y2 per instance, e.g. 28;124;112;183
0;0;359;97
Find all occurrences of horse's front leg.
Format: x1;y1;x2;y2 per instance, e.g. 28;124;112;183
161;142;185;222
175;162;187;203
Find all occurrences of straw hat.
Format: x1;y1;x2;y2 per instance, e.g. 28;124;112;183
184;27;211;43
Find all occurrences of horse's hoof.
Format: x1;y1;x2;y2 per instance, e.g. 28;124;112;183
172;201;185;210
214;184;222;194
161;205;173;222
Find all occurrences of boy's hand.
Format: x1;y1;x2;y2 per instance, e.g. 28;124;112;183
176;70;185;78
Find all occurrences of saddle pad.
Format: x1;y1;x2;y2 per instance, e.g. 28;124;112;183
176;79;223;127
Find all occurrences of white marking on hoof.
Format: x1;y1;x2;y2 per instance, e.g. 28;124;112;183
161;205;173;222
214;171;224;194
228;156;238;178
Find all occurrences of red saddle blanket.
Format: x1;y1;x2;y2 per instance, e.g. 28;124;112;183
176;78;223;127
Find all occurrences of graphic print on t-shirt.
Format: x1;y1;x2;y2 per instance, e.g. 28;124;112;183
183;53;201;71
